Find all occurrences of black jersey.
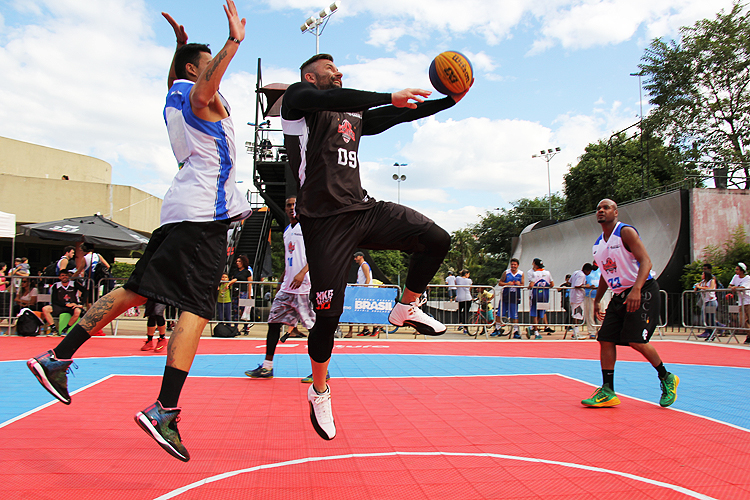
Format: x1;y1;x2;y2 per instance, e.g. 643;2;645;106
50;281;83;308
281;82;455;218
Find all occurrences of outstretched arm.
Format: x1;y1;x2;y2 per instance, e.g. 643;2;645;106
362;96;456;136
190;0;245;121
163;12;188;89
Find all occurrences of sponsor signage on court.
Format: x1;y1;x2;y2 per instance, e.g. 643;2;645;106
340;285;398;324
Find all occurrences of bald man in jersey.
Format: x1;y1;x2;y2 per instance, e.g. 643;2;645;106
581;199;679;408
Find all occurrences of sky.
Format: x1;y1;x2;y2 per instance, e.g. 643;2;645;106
0;0;736;232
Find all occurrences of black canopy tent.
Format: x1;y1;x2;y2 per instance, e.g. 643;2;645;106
22;214;149;251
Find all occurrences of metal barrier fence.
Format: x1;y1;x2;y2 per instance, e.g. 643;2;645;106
681;289;748;343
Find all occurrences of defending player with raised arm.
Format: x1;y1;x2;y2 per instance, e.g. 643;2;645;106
581;199;679;408
26;1;251;462
281;54;470;441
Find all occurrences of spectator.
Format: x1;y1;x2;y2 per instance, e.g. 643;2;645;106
57;246;76;275
494;258;523;338
583;262;601;338
41;269;84;336
9;257;30;293
352;251;378;337
569;263;593;340
229;254;252;332
216;273;232;323
728;263;750;344
455;269;472;334
445;271;457;302
695;270;718;338
559;274;572;332
13;277;39;316
0;262;8;322
73;242;111;306
527;258;554;339
141;300;168;352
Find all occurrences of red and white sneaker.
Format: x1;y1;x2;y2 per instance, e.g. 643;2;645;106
388;296;446;336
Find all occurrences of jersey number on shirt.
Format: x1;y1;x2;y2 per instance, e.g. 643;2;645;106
288;257;293;267
607;277;622;289
337;148;358;168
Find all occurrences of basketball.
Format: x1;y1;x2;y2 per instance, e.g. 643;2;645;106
428;51;473;96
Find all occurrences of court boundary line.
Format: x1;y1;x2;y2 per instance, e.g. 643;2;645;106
150;450;718;500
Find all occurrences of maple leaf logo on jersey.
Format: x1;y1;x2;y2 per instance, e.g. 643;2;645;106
602;257;617;274
338;119;356;143
287;241;295;254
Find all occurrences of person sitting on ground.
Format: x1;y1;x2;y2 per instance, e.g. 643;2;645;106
41;269;84;336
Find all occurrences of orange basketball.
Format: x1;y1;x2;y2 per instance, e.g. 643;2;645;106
428;51;473;96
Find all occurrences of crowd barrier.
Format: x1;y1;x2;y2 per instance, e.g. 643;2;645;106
681;289;748;343
4;276;743;344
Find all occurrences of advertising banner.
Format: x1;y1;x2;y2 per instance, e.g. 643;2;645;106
340;285;398;324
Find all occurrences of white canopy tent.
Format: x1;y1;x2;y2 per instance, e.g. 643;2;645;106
0;211;15;323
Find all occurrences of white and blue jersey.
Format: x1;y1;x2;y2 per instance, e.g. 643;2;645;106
161;79;251;225
593;221;655;294
280;222;310;295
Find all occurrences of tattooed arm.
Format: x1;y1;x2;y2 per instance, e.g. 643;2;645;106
189;0;245;122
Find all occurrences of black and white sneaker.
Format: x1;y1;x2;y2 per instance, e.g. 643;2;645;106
388;296;446;336
134;401;190;462
27;350;74;404
307;384;336;440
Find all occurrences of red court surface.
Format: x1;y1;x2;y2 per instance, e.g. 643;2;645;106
2;337;749;500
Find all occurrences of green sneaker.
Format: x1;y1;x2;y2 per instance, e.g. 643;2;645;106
301;371;330;383
245;365;273;379
659;373;679;407
581;385;621;407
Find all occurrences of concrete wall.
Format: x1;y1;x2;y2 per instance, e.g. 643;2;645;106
0;174;161;234
690;189;750;261
0;136;111;184
512;190;684;289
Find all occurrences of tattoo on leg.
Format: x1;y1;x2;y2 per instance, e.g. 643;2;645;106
80;294;117;332
166;325;182;366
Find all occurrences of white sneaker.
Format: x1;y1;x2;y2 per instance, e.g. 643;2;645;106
307;384;336;440
388;297;446;336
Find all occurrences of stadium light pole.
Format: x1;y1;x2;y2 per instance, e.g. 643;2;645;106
393;163;407;204
300;1;340;54
531;147;561;219
630;71;646;197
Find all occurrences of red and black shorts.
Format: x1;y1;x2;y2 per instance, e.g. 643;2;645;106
299;201;434;318
125;220;229;320
598;279;660;345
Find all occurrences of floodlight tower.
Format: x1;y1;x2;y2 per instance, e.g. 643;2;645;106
300;1;341;54
392;163;407;204
531;147;562;219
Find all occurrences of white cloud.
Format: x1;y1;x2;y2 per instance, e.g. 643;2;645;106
265;0;739;53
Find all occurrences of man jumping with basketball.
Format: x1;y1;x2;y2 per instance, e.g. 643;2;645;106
581;199;679;408
281;54;469;440
26;1;251;461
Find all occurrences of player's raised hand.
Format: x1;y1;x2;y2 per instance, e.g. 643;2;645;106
162;12;188;45
392;88;431;109
224;0;246;43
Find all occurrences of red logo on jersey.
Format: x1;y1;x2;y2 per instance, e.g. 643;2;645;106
316;289;334;310
602;257;617;274
287;241;295;254
338;119;356;143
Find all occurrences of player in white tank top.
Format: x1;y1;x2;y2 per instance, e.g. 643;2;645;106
581;199;679;410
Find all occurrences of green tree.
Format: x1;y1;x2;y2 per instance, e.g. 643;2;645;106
369;249;408;285
563;133;697;216
640;1;750;188
683;225;750;288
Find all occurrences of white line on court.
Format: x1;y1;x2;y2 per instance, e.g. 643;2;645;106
150;450;718;500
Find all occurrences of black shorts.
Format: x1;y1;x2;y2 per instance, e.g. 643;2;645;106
299;201;434;318
125;220;229;320
598;279;660;345
52;304;77;317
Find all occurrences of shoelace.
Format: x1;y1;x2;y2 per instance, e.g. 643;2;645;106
66;361;79;378
312;390;332;422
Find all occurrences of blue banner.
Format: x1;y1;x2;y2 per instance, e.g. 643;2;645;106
340;285;398;324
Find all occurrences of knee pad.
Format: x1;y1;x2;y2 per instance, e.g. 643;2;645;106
307;315;339;363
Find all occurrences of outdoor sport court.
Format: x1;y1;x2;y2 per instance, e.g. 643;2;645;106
1;336;749;499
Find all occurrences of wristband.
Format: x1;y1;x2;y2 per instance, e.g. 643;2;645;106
228;36;241;44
